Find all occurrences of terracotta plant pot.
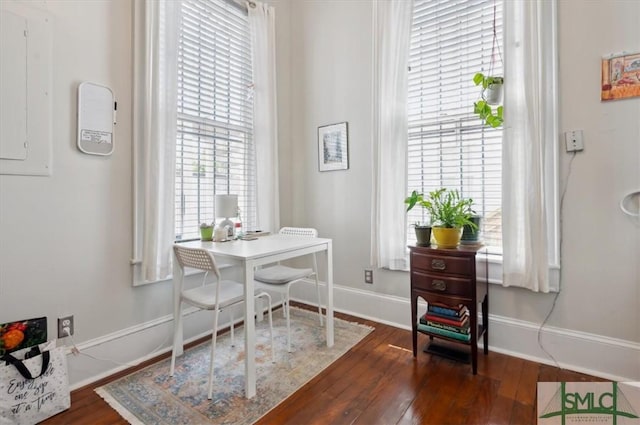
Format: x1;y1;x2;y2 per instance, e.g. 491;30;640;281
432;227;463;249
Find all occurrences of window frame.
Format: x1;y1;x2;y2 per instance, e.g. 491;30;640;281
406;0;561;290
174;0;256;243
131;0;257;286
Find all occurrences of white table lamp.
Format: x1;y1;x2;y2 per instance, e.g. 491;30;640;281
215;194;238;235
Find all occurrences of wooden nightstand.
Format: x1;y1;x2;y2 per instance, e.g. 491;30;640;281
409;244;488;374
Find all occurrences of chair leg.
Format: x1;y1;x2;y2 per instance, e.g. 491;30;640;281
286;296;291;353
208;309;220;400
283;283;298;353
230;310;235;347
258;292;275;363
314;275;323;326
280;294;286;318
312;254;323;326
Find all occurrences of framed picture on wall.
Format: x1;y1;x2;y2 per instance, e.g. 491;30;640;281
601;51;640;101
318;122;349;172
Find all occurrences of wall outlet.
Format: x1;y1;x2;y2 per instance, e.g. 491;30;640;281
364;269;373;284
565;130;584;152
58;315;74;338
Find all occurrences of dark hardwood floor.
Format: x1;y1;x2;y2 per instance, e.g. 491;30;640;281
42;304;604;425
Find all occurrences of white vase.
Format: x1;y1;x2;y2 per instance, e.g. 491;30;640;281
484;83;503;105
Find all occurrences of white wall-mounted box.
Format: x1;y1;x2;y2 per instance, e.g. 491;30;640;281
0;3;52;176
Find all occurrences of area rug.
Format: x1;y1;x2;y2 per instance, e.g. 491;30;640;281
95;307;373;425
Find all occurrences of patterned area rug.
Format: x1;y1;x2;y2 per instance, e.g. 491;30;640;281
95;307;373;424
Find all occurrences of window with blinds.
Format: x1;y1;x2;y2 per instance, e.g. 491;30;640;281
175;0;255;241
408;0;503;254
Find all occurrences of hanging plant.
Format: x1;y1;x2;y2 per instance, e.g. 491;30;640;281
472;0;503;128
473;73;504;128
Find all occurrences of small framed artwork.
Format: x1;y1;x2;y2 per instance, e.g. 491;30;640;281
318;122;349;172
601;51;640;101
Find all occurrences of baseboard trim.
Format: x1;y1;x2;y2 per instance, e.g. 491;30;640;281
67;303;278;391
66;281;639;390
289;280;640;382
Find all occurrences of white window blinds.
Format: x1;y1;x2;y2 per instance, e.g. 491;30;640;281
175;0;255;241
408;0;503;254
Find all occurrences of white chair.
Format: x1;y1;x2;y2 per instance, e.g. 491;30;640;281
170;245;274;400
254;227;323;353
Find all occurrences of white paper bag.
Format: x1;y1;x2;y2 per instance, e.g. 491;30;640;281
0;341;70;425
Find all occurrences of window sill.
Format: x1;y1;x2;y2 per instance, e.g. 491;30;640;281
131;261;236;287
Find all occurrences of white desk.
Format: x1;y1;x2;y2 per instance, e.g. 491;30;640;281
173;234;334;399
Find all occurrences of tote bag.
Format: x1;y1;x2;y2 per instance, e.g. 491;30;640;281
0;341;70;425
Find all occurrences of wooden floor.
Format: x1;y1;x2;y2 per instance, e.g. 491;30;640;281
42;304;603;425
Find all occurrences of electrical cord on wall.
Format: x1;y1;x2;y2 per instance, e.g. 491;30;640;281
536;151;577;370
62;331;169;368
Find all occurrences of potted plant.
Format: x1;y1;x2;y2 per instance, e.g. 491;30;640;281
199;222;214;241
406;188;477;249
460;212;482;245
473;73;504;128
404;191;432;246
192;161;206;177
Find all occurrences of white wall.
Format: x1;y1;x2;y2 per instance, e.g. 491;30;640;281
288;0;639;373
0;0;293;387
0;0;170;384
289;0;375;288
0;0;637;388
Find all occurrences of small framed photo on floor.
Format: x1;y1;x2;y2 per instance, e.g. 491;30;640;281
318;122;349;172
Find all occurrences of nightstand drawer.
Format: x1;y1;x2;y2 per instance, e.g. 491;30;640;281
411;270;472;297
411;251;473;276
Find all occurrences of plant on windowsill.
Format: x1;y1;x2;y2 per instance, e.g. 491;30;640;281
406;188;477;249
199;222;214;241
461;208;482;245
404;190;433;247
473;73;503;128
192;162;206;177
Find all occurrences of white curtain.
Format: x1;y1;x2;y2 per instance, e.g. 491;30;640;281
133;0;180;282
371;0;414;270
248;1;280;233
502;0;558;292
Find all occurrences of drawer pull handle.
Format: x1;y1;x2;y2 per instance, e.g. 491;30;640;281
431;280;446;291
431;259;446;270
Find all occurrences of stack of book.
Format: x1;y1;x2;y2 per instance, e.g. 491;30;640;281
417;302;471;342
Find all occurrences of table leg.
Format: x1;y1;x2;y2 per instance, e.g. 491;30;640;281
483;293;489;355
326;242;334;347
411;293;417;357
172;255;184;358
243;261;256;399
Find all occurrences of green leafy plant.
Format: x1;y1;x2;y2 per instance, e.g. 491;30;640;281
192;161;206;176
473;73;504;128
473;73;503;90
404;191;430;227
405;188;477;229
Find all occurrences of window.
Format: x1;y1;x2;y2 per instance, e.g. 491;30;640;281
175;0;256;241
407;0;503;255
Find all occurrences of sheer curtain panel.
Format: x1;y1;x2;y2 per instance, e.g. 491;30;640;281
132;0;180;283
248;1;280;233
502;0;559;292
371;0;414;270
